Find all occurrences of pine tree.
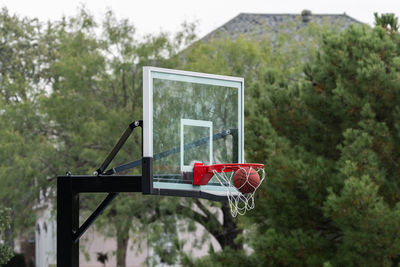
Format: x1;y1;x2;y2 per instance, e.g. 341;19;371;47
246;14;400;266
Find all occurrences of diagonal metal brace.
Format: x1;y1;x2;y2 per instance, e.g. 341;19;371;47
72;192;118;243
95;120;142;175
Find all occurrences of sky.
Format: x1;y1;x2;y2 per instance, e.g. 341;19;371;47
0;0;399;39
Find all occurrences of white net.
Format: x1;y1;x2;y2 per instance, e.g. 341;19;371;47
212;166;265;217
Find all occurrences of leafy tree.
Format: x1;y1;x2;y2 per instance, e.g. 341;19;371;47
0;7;191;265
37;9;197;267
0;7;56;244
0;208;13;265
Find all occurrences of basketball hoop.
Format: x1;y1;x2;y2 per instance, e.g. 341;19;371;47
193;163;265;217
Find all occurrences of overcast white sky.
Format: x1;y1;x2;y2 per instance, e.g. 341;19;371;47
0;0;399;38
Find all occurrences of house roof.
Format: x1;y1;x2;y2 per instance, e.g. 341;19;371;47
201;11;363;41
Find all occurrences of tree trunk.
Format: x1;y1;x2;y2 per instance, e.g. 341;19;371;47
116;226;129;267
19;235;35;267
214;203;243;250
177;201;244;251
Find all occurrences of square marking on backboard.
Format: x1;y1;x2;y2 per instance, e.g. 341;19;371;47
180;119;213;172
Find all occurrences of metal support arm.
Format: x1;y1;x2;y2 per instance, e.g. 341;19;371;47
95;120;142;175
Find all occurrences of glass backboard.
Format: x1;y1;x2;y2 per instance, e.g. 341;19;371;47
143;67;244;200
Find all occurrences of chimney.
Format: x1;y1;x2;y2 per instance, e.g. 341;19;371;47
301;10;312;23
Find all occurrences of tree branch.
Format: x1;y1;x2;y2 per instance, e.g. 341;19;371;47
194;199;213;220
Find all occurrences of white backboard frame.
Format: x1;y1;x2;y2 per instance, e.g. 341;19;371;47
142;66;244;200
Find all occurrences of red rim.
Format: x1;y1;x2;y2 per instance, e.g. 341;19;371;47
193;163;264;185
206;163;264;171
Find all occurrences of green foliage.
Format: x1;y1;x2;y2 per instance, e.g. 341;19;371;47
251;228;331;266
0;7;56;232
181;247;257;267
170;17;345;266
0;208;13;265
0;7;195;266
324;176;400;266
245;13;400;266
2;6;400;267
375;12;399;33
1;253;25;267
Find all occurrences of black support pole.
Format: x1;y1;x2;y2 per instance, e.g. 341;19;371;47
57;175;143;267
57;176;79;266
141;157;153;194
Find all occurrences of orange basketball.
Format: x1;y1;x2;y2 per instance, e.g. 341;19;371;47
232;168;260;194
